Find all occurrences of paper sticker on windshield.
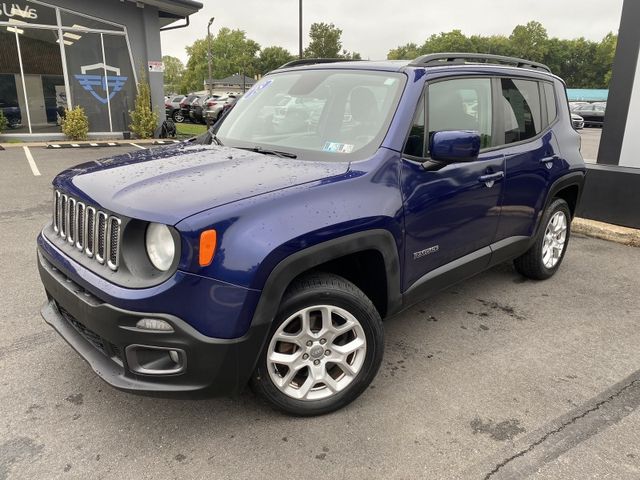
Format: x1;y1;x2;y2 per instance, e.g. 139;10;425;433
323;142;354;153
384;78;397;85
243;79;273;100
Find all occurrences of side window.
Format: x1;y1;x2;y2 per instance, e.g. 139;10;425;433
427;78;492;152
543;82;557;125
404;94;425;157
500;78;543;144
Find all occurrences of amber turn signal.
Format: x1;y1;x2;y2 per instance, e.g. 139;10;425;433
199;229;217;266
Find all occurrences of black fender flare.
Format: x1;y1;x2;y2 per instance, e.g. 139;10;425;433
533;170;586;238
242;229;402;379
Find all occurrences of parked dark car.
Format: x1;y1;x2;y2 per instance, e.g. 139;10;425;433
38;54;585;416
571;103;605;127
176;94;199;123
0;103;22;128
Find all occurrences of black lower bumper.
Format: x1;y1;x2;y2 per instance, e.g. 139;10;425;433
38;249;268;395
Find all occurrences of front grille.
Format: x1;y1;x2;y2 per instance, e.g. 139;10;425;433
58;305;123;365
52;190;121;271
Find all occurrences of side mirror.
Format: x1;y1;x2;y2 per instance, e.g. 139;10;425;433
429;130;481;163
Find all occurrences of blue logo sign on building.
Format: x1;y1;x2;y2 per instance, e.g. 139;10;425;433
74;63;127;104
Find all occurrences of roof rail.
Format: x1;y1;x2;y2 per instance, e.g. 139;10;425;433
278;58;359;69
408;53;551;73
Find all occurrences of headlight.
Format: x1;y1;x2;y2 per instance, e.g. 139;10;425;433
145;223;175;271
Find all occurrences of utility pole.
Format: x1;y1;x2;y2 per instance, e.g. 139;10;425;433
298;0;303;58
207;17;215;96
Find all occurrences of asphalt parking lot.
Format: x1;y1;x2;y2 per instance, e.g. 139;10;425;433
1;144;640;480
579;127;601;163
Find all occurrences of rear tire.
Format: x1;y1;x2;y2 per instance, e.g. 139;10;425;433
252;272;384;416
514;198;571;280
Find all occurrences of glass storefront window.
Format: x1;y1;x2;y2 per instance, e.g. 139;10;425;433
102;34;136;132
64;32;111;132
0;1;136;135
0;30;26;132
19;27;65;132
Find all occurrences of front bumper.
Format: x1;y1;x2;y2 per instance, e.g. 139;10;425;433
38;248;269;395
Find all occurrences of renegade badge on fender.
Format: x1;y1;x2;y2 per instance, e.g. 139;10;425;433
38;53;585;416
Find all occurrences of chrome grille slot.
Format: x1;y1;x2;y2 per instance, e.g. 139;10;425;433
53;191;60;233
95;211;107;264
67;198;76;244
107;217;121;271
85;207;95;257
60;194;67;239
76;203;85;250
51;190;122;271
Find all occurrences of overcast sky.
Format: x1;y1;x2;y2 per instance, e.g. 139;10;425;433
160;0;624;63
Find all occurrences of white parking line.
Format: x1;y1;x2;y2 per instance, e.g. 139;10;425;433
23;146;41;176
129;143;147;150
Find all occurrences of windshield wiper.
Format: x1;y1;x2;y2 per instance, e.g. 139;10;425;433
192;130;224;146
238;146;297;159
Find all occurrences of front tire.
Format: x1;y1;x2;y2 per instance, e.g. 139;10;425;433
514;198;571;280
252;273;384;416
172;111;185;123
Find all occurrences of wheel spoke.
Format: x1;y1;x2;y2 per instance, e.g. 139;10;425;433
296;374;316;399
333;336;365;356
268;350;302;367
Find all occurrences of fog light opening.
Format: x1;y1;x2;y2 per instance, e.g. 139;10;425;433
125;345;186;375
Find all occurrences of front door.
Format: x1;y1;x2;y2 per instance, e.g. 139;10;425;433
401;77;504;291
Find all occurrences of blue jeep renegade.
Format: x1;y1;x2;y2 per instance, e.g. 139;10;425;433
38;54;585;416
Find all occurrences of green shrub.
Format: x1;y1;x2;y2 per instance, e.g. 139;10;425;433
0;110;7;134
62;106;89;141
129;79;158;139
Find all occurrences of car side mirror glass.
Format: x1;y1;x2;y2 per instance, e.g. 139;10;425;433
429;130;481;163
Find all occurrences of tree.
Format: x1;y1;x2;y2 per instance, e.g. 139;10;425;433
509;21;548;61
130;78;158;139
595;32;617;87
180;28;260;92
304;22;342;58
259;46;294;75
420;30;475;54
386;21;616;88
387;42;421;60
162;55;184;94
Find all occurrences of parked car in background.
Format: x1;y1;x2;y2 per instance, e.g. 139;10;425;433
1;104;22;128
571;113;584;129
176;94;200;123
190;95;218;124
204;95;240;123
165;95;185;123
571;103;606;127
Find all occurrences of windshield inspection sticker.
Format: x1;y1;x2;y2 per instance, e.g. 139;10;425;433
323;142;354;153
243;79;273;100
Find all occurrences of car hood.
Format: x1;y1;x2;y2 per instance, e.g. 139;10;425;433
53;144;350;225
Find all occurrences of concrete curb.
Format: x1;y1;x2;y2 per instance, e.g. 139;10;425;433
0;138;181;149
573;217;640;247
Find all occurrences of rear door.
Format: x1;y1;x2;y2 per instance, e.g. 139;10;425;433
492;77;561;248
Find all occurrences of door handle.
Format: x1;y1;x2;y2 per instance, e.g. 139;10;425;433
478;171;505;183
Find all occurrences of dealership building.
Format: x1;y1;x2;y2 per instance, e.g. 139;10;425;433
0;0;202;139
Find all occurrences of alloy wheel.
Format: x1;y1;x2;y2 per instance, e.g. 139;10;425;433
542;211;567;269
266;305;367;401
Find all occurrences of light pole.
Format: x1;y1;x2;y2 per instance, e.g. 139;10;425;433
298;0;302;58
207;17;215;96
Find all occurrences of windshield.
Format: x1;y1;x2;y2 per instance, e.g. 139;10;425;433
214;70;406;160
